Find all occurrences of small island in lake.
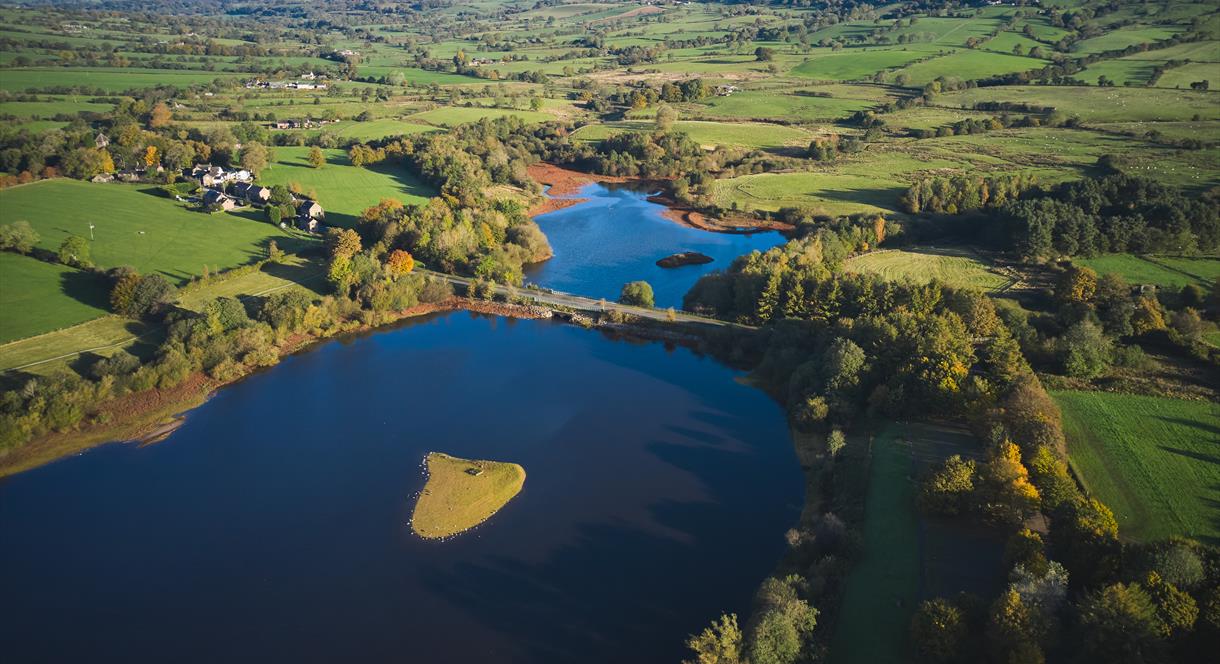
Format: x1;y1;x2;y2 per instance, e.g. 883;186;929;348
656;251;713;268
410;452;526;539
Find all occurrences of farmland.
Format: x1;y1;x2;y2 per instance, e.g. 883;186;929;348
844;249;1014;292
0;251;109;343
1056;390;1220;543
0;180;314;283
1074;254;1220;289
257;147;434;226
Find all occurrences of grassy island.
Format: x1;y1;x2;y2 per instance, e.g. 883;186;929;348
410;452;526;540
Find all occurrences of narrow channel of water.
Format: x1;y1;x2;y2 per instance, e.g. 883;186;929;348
527;183;784;308
0;312;802;663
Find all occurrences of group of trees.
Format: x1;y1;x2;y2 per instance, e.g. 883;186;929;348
901;173;1038;215
1003;174;1220;260
903;173;1220;261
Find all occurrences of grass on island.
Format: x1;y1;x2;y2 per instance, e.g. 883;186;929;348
1073;254;1220;290
410;452;526;539
844;249;1014;292
1055;390;1220;544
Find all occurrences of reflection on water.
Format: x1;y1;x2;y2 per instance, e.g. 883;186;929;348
0;312;802;663
528;183;784;308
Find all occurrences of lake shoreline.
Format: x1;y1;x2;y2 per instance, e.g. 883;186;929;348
0;294;718;479
527;162;794;233
0;297;557;478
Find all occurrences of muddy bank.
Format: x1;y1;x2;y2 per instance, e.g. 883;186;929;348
527;162;793;234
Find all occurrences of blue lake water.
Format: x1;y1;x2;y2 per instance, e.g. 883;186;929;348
0;313;802;663
528;183;785;308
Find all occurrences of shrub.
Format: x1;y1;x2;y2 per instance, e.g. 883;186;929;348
619;280;655;307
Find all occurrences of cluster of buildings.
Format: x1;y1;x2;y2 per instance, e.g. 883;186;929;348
245;79;328;91
187;164;325;233
268;118;337;130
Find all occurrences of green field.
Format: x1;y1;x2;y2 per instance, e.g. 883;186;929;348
844;249;1013;291
572;119;815;150
791;48;930;80
1074;254;1220;289
0;67;241;92
936;85;1220;123
0;255;324;373
408;105;553;126
1056;390;1220;543
0;180;313;283
410;452;526;539
692;91;878;122
257;147;434;226
327;119;441;142
831;424;920;664
0;251;109;343
892;49;1046;85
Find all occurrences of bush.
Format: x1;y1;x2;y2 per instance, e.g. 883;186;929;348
0;220;39;254
619;280;655;307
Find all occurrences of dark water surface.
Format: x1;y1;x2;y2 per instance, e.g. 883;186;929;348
0;313;802;663
528;183;784;308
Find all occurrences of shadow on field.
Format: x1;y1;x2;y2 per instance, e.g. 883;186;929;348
1159;446;1220;466
1157;416;1220;438
58;269;110;310
816;185;904;208
262;258;327;294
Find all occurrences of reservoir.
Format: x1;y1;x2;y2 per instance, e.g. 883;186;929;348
0;312;803;663
528;183;784;308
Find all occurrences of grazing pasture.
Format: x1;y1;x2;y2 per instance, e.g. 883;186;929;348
791;48;929;81
1073;254;1220;289
572;119;815;150
693;91;877;122
0;180;312;282
935;85;1219;122
0;67;241;92
891;49;1046;85
408;105;553;126
0;252;109;343
1056;390;1220;543
257;147;434;226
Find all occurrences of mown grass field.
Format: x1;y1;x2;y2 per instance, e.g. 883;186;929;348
1055;390;1220;543
0;180;313;283
410;452;526;539
257;147;434;226
831;424;919;664
845;249;1013;291
1074;254;1220;289
0;252;109;343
